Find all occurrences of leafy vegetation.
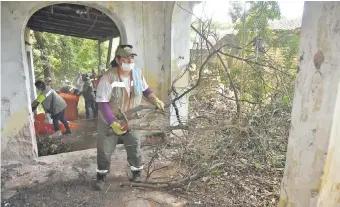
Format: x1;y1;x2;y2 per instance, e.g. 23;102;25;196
171;1;301;205
32;32;118;89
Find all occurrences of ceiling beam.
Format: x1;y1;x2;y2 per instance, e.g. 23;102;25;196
33;10;116;27
30;27;99;40
28;18;117;35
29;25;119;41
45;4;106;16
27;22;119;38
27;3;120;40
37;7;113;22
29;15;117;31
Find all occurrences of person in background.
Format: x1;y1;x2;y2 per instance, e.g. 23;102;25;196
90;69;97;92
44;77;53;88
92;66;105;117
93;66;106;92
59;80;81;95
76;72;85;92
82;77;97;119
94;44;165;190
31;80;72;138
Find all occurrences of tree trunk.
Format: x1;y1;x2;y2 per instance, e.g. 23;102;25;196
33;31;54;85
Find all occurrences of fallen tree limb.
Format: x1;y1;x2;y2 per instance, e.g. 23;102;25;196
120;162;225;189
131;124;246;131
119;182;169;188
107;124;247;136
191;25;241;119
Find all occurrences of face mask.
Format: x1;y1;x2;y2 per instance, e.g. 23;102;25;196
121;63;135;72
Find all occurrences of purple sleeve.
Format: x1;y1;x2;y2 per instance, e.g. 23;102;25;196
97;102;116;125
143;87;153;98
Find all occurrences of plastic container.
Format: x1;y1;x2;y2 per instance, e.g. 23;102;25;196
59;93;80;121
34;113;77;140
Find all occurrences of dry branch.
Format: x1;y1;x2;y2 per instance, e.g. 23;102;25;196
120;162;225;189
191;25;241;119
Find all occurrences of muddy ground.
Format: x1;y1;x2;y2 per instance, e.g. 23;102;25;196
2;144;192;207
37;116;98;156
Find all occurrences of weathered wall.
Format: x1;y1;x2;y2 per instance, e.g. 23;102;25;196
1;1;191;162
1;3;38;162
279;2;340;206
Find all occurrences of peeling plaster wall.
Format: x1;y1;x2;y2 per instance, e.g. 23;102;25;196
279;2;340;206
1;2;38;162
1;1;192;162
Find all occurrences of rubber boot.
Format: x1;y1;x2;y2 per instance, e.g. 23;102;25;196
95;173;106;191
130;171;142;183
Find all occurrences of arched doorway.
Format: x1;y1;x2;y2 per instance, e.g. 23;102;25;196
22;3;126;156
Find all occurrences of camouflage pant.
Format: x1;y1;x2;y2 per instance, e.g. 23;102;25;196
96;118;142;172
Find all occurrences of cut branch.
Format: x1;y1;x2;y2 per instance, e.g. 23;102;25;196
120;162;225;189
171;46;222;103
191;25;241;119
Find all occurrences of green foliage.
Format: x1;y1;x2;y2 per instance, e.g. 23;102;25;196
32;32;112;88
190;1;300;107
277;33;300;68
223;1;299;104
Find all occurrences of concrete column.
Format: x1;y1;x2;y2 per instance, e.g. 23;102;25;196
279;2;340;206
1;3;38;162
24;28;37;112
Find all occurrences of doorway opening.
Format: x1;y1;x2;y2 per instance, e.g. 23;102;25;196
25;3;121;156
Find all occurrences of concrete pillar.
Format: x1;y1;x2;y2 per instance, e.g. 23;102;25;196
24;27;37;114
279;2;340;206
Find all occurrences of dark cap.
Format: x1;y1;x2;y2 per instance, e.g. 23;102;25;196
115;45;137;57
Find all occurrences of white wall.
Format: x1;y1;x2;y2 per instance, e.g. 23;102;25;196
1;2;38;162
1;1;189;162
279;2;340;206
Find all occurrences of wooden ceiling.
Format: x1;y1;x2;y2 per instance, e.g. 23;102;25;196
27;4;120;41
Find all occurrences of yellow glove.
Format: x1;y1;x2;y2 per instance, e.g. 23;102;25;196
152;98;165;111
110;122;127;135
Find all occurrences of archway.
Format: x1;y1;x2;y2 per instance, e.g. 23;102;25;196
22;3;126;157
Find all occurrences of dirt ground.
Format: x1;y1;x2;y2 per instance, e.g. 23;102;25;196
3;107;190;207
2;175;192;207
3;177;148;207
5;101;283;207
2;144;190;207
37;117;98;156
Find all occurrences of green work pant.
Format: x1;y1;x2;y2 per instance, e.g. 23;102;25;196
96;118;142;172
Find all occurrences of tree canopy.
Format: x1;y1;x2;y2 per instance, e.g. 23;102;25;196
32;32;118;89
